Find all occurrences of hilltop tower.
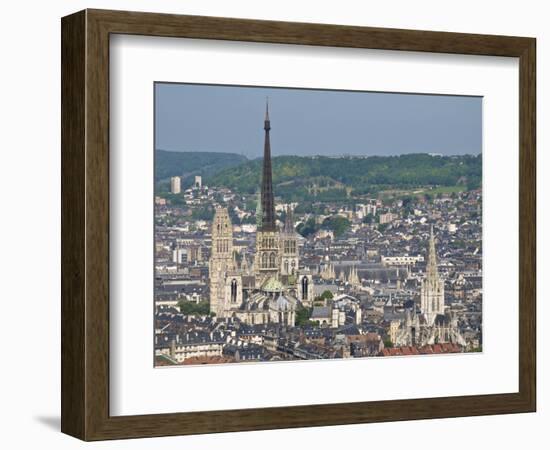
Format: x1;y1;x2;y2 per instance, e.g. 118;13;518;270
421;225;445;325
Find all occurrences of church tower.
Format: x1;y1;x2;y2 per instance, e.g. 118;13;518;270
255;100;281;285
280;205;299;276
421;225;445;325
209;207;234;316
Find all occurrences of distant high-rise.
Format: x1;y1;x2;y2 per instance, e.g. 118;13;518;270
170;176;181;194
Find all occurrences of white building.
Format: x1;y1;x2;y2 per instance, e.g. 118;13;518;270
170;176;181;194
172;248;186;264
382;255;424;266
379;212;395;224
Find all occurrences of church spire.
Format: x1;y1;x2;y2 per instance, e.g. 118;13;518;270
255;190;263;228
427;225;438;280
421;224;445;326
261;98;276;231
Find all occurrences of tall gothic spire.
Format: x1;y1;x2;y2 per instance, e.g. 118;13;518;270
261;98;276;231
427;225;438;280
255;190;263;228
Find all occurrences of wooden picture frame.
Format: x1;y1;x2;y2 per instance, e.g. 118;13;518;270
61;9;536;441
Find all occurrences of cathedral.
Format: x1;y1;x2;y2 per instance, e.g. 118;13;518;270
392;226;465;347
209;102;314;327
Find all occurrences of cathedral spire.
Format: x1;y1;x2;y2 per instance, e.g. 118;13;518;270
261;98;276;231
427;225;438;280
255;190;263;228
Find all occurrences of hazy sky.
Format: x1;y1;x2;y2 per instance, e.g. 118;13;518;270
155;83;482;158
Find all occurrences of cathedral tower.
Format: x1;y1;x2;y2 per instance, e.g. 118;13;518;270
255;100;281;284
280;205;299;276
209;207;234;316
421;225;445;325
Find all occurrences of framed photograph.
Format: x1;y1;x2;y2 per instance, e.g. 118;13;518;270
61;9;536;441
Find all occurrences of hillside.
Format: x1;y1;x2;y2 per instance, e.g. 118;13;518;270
155;150;248;184
209;153;482;200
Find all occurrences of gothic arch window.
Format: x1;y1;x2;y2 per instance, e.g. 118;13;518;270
284;260;289;274
262;253;268;268
269;252;276;268
231;279;238;303
301;276;309;299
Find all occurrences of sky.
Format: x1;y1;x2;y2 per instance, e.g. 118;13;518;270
155;83;482;159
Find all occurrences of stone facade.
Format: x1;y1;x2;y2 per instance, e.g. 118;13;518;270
392;227;465;347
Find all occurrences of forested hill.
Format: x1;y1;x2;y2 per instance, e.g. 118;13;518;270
209;153;482;197
155;150;248;183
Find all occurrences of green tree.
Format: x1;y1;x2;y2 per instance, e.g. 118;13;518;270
178;300;211;316
296;217;318;237
295;306;314;326
191;206;214;221
322;216;351;237
378;223;389;233
363;213;374;224
402;196;413;208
